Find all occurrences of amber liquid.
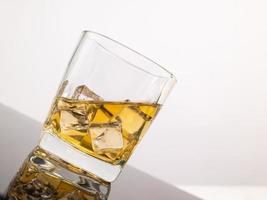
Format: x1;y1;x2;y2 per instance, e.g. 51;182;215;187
44;97;160;165
8;148;108;200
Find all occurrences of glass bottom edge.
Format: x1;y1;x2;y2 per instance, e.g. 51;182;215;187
39;132;122;182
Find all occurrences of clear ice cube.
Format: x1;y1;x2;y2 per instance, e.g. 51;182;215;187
90;122;123;153
72;85;103;101
116;106;151;137
60;110;89;131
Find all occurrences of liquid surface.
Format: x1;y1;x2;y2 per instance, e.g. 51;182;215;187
44;97;160;165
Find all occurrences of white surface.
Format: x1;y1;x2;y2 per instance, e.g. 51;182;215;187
0;0;267;187
179;186;267;200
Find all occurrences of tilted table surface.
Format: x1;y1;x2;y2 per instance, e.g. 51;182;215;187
0;103;202;200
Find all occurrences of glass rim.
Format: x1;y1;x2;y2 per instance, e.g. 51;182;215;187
82;30;177;82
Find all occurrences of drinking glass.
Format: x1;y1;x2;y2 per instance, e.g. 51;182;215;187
39;31;176;182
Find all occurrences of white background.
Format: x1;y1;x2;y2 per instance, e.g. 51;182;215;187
1;0;267;199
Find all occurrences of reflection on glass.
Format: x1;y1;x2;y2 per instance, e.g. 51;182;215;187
7;147;110;200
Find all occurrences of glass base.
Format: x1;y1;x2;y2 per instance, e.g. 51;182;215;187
39;132;122;182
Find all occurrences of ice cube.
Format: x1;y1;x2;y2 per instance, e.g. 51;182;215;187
72;85;103;101
89;122;123;153
57;98;88;115
60;110;89;131
116;106;151;137
57;97;97;141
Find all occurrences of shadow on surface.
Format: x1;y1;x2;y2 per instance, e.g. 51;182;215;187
0;103;201;199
